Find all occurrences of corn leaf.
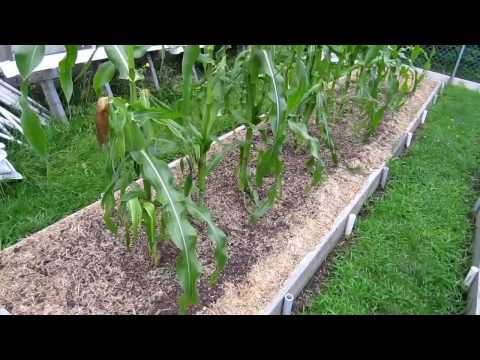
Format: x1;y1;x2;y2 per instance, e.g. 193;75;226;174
127;197;142;240
186;198;227;284
181;45;201;114
142;201;158;263
14;45;45;80
19;95;48;158
135;149;201;313
104;45;130;80
93;61;116;97
58;45;79;104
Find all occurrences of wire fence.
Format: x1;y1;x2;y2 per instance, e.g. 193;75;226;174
419;45;480;83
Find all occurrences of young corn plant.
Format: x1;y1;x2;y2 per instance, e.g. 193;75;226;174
224;46;291;220
15;45;227;313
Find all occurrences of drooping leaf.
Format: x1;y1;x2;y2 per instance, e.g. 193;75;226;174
181;45;201;114
93;61;116;97
19;95;48;158
14;45;45;80
186;198;227;284
135;149;201;313
58;45;79;104
104;45;130;80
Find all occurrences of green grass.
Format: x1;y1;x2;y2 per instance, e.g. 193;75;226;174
0;109;108;249
303;85;480;315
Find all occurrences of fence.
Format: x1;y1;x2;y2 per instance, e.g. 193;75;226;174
419;45;480;83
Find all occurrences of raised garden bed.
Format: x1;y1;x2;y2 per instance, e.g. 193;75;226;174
0;78;439;315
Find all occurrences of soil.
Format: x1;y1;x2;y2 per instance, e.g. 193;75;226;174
0;79;438;315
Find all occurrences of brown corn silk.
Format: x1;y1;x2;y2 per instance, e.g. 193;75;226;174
96;97;109;146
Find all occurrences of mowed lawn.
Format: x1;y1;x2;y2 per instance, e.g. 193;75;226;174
303;85;480;315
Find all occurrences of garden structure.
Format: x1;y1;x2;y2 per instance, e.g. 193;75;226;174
0;45;478;315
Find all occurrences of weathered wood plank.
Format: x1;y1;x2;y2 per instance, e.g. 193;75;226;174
0;308;11;315
473;211;480;268
146;53;160;91
466;271;480;315
263;165;384;315
39;79;67;123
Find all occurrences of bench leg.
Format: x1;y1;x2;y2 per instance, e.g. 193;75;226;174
146;53;160;91
39;79;67;123
104;83;114;97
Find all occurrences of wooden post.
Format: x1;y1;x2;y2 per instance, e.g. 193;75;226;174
104;83;113;98
31;69;67;124
380;166;389;189
474;211;480;268
146;53;160;91
39;79;67;123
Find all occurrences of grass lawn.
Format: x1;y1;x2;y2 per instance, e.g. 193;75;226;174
0;109;109;249
303;85;480;315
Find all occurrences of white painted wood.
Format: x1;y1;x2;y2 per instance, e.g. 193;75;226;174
405;132;413;148
263;165;384;315
0;308;10;315
345;213;357;237
473;212;480;268
466;272;480;315
146;53;160;91
0;106;22;131
0;158;23;180
39;79;67;123
0;45;205;79
104;83;113;98
0;79;49;122
473;198;480;214
464;266;479;290
417;67;480;92
433;94;438;104
380;166;389;189
420;110;428;125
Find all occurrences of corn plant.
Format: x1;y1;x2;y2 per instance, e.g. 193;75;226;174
15;45;227;313
13;44;428;313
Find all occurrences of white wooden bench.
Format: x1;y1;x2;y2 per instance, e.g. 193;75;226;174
0;45;191;121
0;141;22;181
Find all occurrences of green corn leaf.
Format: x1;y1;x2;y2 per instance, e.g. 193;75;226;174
181;45;201;114
251;176;282;221
135;149;201;313
104;45;130;80
142;201;158;263
186;198;227;284
58;45;78;104
19;95;48;158
288;120;324;187
14;45;45;80
260;49;286;135
124;119;145;151
364;45;382;65
286;59;308;113
93;61;116;97
133;45;152;59
101;180;118;234
127;197;142;241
